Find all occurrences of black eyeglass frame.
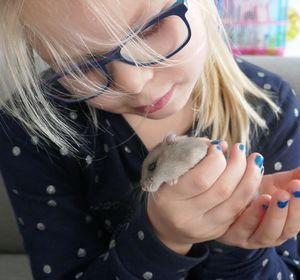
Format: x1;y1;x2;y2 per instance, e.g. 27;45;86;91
42;0;191;103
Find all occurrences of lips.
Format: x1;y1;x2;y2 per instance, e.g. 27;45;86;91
134;86;174;114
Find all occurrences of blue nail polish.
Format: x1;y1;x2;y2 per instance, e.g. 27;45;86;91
293;191;300;198
239;144;245;151
211;140;221;145
255;155;264;168
216;145;222;151
262;204;269;209
277;200;289;208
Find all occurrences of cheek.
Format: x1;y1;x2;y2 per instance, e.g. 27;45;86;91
164;5;207;82
185;3;208;60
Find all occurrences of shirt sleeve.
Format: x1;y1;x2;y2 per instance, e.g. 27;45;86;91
0;112;209;280
187;74;300;279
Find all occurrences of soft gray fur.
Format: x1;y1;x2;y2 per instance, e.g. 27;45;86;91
140;133;208;192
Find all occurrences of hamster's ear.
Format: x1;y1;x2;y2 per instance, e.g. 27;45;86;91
164;133;177;145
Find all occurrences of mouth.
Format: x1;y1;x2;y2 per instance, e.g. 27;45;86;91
134;85;175;114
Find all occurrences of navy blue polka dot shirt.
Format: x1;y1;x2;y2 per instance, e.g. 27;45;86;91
1;59;300;280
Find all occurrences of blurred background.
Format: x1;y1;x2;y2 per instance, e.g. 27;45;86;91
218;0;300;56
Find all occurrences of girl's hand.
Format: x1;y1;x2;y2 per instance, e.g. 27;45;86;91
146;142;264;255
217;169;300;249
260;167;300;195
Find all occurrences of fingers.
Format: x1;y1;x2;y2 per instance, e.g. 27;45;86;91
161;142;227;200
250;190;291;246
217;194;272;247
219;179;300;249
200;145;258;212
280;180;300;241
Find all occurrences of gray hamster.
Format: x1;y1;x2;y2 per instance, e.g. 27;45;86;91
140;133;208;192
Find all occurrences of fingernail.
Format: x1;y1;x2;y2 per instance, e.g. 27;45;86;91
239;144;245;152
216;145;222;151
255;155;264;168
293;191;300;198
211;140;221;145
277;200;289;208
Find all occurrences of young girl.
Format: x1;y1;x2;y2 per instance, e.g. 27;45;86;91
1;0;300;279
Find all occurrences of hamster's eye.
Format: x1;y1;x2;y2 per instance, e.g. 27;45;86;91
148;161;157;172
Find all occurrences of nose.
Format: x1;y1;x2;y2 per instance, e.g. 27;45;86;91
109;60;154;94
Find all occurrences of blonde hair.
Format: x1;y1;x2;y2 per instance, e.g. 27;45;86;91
0;0;280;156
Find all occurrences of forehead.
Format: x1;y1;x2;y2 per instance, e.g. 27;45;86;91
24;0;170;46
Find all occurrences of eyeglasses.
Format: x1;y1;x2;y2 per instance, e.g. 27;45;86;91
42;0;191;103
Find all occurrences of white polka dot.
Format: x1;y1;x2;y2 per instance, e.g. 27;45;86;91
290;273;295;280
138;230;145;240
43;265;52;274
277;272;282;280
294;108;299;117
283;250;290;257
85;216;92;223
257;72;265;77
75;272;83;279
31;136;39;145
37;223;46;231
12;189;19;195
103;252;109;261
104;219;112;227
70;111;78;120
46;185;56;195
12;146;21;156
274;162;283;171
104;144;109;153
264;83;272;90
287;139;294;147
293;259;300;265
18;217;24;226
59;147;68;156
212;247;223;253
85;155;93;165
109;240;116;249
124;146;131;153
48;200;57;207
77;248;87;258
262;258;269;267
143;272;153;279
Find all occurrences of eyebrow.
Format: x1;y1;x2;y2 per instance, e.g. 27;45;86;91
82;0;171;59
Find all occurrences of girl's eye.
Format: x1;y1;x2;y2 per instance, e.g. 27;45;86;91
140;19;165;39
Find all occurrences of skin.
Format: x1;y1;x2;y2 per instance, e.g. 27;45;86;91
24;0;300;255
25;0;208;121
